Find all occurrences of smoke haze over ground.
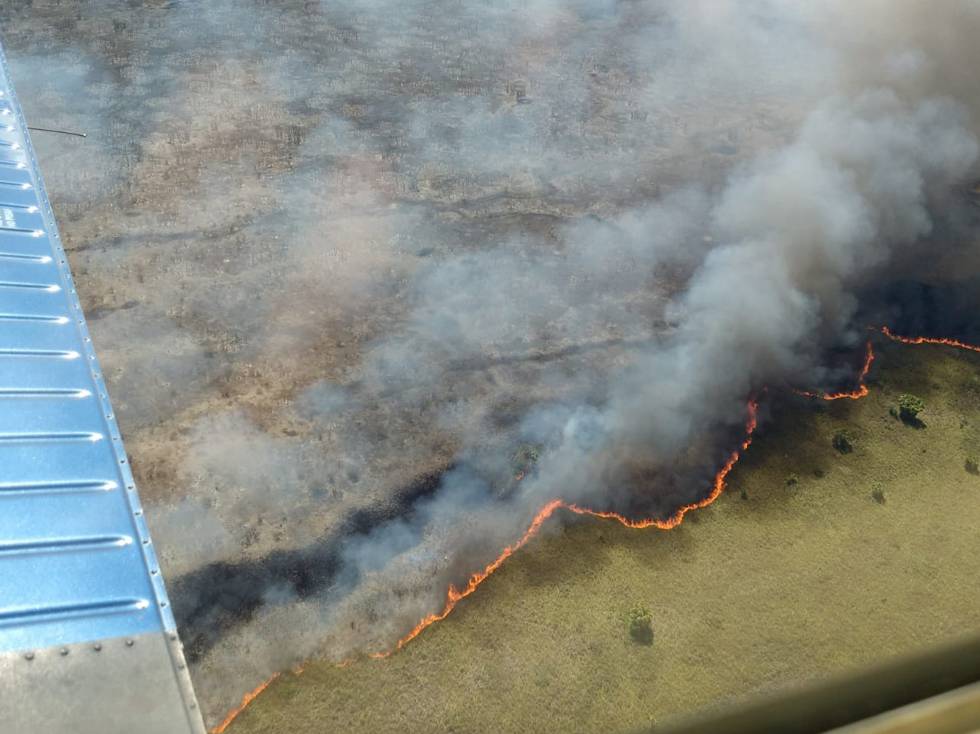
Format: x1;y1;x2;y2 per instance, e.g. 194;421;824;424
2;0;979;723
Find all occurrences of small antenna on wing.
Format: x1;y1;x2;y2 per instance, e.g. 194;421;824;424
27;126;86;138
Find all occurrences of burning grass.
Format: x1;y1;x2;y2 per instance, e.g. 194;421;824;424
219;336;980;733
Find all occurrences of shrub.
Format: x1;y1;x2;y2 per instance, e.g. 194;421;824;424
786;473;799;488
832;429;854;454
898;394;925;421
967;456;979;476
871;486;886;504
628;606;654;645
512;443;541;475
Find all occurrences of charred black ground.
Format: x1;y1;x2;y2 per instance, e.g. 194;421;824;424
173;465;452;661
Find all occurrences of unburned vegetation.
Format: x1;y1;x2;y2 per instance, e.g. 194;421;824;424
229;340;980;733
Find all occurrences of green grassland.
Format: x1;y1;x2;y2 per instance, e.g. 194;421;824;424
229;340;980;734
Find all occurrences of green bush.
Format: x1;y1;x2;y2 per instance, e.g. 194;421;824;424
967;456;979;476
786;473;799;488
512;443;541;475
628;606;654;645
832;429;854;454
871;486;886;504
898;393;925;421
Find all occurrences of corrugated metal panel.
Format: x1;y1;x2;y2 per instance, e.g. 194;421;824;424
0;40;204;733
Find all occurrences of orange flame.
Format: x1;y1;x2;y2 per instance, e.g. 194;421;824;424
880;325;980;353
211;672;281;734
211;401;757;730
795;340;874;401
368;497;570;659
370;399;759;658
213;324;980;731
567;400;758;530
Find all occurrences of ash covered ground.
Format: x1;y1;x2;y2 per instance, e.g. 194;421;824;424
3;1;979;724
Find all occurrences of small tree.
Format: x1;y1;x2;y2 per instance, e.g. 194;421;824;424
512;443;541;476
832;429;854;454
628;606;654;645
898;394;925;422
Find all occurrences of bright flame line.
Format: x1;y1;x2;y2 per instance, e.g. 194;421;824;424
211;326;980;733
367;399;759;662
210;402;758;732
211;673;280;734
880;325;980;354
794;340;874;401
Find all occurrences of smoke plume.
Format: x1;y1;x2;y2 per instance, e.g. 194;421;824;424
4;0;979;723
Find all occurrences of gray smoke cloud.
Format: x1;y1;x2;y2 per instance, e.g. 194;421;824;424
5;0;979;725
153;0;980;719
322;4;980;660
313;0;980;647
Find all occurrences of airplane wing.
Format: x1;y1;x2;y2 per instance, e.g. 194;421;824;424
0;40;205;734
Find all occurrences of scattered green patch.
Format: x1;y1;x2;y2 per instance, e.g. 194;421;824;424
512;443;542;475
898;393;925;425
832;429;855;454
966;456;979;476
627;606;654;646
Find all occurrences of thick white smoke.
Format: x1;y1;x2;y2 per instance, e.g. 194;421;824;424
182;2;980;723
302;3;980;660
13;0;976;724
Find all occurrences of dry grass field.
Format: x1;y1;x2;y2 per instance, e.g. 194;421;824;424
229;339;980;734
